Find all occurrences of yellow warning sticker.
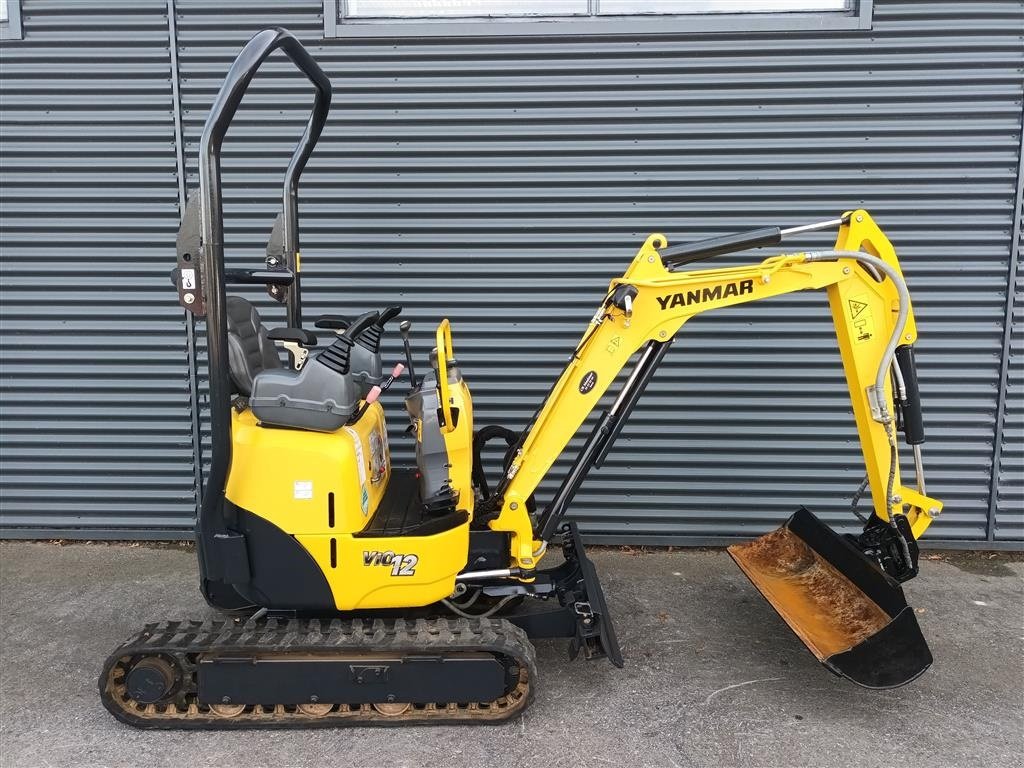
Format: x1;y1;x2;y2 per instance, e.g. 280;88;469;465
848;295;874;344
848;299;868;318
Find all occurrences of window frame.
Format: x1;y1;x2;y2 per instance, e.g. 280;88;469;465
323;0;872;38
0;0;23;41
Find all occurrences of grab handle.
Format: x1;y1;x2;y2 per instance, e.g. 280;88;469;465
435;319;456;434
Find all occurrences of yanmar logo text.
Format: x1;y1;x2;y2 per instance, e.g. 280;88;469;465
657;279;754;310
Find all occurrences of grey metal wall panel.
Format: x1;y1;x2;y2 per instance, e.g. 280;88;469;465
2;1;1020;544
0;1;195;535
169;0;1023;543
996;195;1023;540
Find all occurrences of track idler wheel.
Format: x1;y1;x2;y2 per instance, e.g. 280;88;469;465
124;656;178;705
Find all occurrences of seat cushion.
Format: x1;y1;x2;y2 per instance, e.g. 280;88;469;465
226;296;282;396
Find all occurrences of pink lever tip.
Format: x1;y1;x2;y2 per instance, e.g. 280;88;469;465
392;362;405;378
365;385;382;404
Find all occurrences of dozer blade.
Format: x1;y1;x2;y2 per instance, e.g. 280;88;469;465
727;507;932;689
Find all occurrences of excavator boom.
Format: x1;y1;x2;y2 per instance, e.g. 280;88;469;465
484;210;941;687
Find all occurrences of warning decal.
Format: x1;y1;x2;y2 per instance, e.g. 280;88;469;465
848;294;874;344
848;299;869;318
344;427;367;485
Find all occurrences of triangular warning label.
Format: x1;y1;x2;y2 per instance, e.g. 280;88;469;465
848;299;868;318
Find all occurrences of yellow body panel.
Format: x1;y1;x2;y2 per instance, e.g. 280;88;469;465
226;404;390;535
226;404;469;610
297;524;469;610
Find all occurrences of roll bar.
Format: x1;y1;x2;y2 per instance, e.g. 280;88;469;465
196;28;331;577
199;27;331;328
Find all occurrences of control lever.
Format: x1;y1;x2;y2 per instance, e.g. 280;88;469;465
347;362;405;424
355;305;402;354
317;311;378;375
342;311;379;342
399;320;417;387
378;305;403;326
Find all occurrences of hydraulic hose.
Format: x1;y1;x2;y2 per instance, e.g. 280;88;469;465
802;250;911;425
441;594;519;619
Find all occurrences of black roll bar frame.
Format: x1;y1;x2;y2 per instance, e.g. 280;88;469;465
196;28;331;585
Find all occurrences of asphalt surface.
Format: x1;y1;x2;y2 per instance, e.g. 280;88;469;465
1;541;1021;768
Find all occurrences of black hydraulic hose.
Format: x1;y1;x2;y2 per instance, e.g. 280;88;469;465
196;28;331;557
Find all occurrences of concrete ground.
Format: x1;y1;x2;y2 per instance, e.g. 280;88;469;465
0;542;1021;768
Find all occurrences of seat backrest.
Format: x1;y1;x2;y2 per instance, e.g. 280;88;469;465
226;296;282;396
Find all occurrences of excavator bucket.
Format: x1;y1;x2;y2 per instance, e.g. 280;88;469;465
728;507;932;689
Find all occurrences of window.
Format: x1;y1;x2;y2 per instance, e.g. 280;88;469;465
599;1;848;13
324;0;871;36
346;1;588;16
0;0;23;41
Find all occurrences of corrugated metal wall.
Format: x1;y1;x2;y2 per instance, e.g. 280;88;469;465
0;1;197;537
2;0;1022;545
996;193;1023;540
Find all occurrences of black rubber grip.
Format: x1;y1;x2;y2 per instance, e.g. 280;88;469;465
895;345;925;445
378;305;403;325
266;327;317;346
661;226;782;268
314;314;351;331
343;310;379;341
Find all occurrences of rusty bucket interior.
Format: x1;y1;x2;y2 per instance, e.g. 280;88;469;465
728;507;932;689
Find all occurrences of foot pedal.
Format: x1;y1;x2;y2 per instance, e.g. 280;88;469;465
728;507;932;689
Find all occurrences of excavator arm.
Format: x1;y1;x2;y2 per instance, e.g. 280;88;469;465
477;210;943;688
489;210;940;571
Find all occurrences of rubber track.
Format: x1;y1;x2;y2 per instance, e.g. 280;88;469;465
100;616;536;729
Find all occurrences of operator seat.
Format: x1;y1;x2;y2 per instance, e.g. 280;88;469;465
248;310;378;433
225;295;282;396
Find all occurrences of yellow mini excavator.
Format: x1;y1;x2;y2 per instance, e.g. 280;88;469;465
100;29;943;728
